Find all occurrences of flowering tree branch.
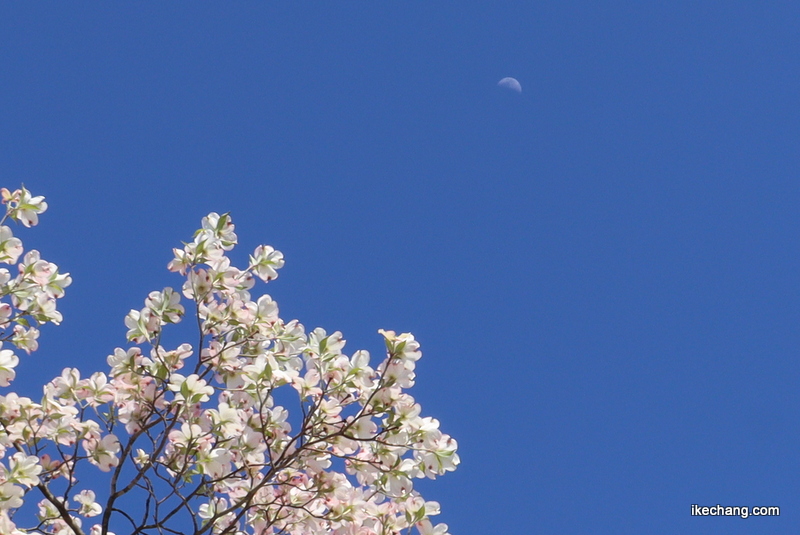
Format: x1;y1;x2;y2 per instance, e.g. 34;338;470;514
0;187;458;535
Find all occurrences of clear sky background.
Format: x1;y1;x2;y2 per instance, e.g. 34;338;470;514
1;3;799;534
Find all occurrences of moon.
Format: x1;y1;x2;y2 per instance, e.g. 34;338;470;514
497;77;522;93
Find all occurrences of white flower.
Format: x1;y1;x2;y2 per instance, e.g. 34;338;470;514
75;490;102;517
169;373;214;404
1;186;47;227
201;212;237;249
0;510;24;534
0;481;23;510
124;308;159;343
8;452;41;487
199;448;232;479
134;449;150;468
0;348;18;387
0;226;22;264
249;245;284;282
10;325;38;354
83;434;120;472
145;287;184;324
417;519;449;535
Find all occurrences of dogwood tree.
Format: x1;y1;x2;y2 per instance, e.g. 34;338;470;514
0;187;459;535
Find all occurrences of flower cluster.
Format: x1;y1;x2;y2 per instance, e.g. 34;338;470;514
0;191;458;535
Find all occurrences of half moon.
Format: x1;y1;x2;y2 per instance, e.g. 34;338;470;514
497;77;522;93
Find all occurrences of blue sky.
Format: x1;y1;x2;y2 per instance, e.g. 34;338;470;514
2;3;800;534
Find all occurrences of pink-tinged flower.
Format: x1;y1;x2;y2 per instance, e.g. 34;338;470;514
182;268;213;301
291;368;322;399
33;292;62;324
2;186;47;227
14;250;71;300
0;303;10;327
349;416;378;440
10;325;38;354
0;392;31;421
83;434;120;472
0;347;18;387
38;454;61;475
0;510;24;535
167;247;193;275
37;498;60;521
149;343;192;374
220;267;255;296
